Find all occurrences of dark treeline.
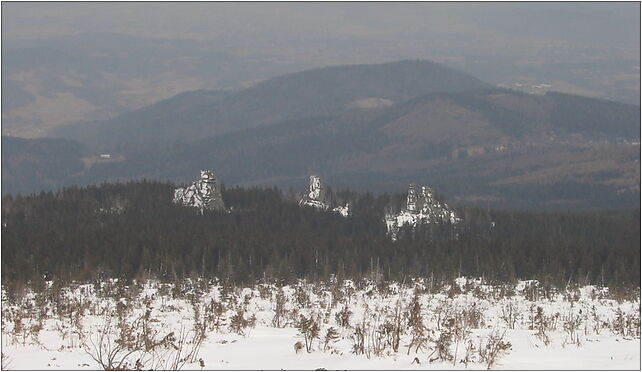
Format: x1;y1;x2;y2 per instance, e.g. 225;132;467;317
1;181;639;293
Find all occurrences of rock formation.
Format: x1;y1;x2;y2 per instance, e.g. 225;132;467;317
385;183;460;240
332;203;351;217
299;175;350;216
173;170;225;213
299;175;328;210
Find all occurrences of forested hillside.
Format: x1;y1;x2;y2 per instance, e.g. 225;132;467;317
2;181;639;292
1;136;86;195
65;89;640;210
4;61;639;209
52;60;490;149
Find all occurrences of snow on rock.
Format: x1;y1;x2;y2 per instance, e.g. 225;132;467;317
299;175;328;210
332;203;350;217
299;175;350;217
385;183;461;240
173;170;225;213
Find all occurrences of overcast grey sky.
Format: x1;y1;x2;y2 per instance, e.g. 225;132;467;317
3;3;639;51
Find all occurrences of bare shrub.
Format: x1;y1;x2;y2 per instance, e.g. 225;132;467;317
205;299;227;332
330;282;344;307
2;352;11;370
478;329;512;369
562;311;582;346
294;283;310;308
590;305;604;335
83;317;203;371
257;284;273;300
297;315;320;353
229;310;250;336
350;322;366;356
461;302;484;330
335;305;352;329
405;293;428;355
83;317;144;370
272;288;287;328
500;301;519;330
530;306;551;346
190;304;208;355
522;282;539;302
446;282;462;299
434;298;453;332
390;298;403;353
8;309;25;345
161;327;204;370
370;316;388;357
610;308;640;339
428;328;453;363
322;327;340;352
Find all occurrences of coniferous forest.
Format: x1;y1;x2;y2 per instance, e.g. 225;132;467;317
1;180;639;294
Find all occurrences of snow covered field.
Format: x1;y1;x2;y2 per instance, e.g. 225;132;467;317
2;278;640;370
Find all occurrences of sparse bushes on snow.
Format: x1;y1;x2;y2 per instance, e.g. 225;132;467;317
1;277;640;370
478;329;512;369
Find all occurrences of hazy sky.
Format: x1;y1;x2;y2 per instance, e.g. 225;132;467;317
3;2;639;46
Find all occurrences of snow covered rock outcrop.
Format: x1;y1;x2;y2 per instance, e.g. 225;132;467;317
299;175;350;216
299;175;328;210
173;170;225;213
332;203;351;217
385;183;460;240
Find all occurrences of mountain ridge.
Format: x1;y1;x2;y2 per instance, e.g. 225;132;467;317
4;60;639;209
44;88;640;209
50;60;492;149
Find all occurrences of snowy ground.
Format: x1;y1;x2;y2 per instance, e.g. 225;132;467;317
2;278;640;370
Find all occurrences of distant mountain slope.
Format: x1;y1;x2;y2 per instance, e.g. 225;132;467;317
9;60;640;209
68;89;640;209
546;92;640;138
51;89;233;151
1;136;86;195
381;89;641;140
51;60;491;150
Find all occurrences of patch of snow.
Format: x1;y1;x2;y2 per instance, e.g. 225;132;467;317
332;204;350;217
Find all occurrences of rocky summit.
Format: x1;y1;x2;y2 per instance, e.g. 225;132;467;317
173;170;225;213
299;175;328;210
385;183;460;240
299;175;350;216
